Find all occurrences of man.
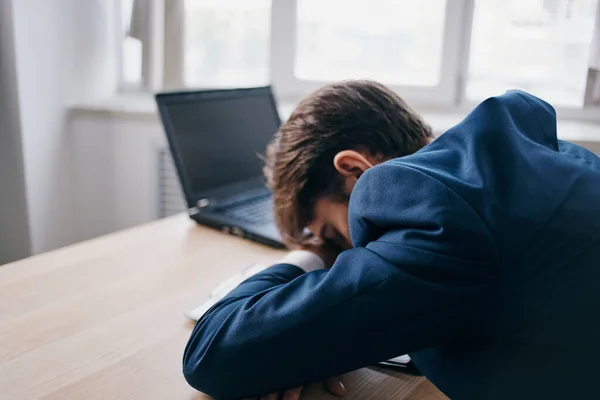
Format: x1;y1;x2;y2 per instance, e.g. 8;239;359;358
183;81;600;400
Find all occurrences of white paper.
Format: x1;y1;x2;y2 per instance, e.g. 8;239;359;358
186;264;268;321
387;354;412;364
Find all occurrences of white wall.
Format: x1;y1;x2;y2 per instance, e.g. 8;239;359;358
69;109;165;241
10;0;119;254
0;0;32;264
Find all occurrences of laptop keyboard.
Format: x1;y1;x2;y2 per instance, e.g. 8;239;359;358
218;195;273;225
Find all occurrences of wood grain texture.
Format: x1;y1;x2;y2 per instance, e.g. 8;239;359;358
0;214;446;400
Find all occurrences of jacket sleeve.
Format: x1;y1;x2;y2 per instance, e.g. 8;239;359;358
183;164;497;400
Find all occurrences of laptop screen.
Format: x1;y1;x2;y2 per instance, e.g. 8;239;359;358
157;88;280;204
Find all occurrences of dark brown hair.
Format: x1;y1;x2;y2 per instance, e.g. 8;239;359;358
264;80;432;246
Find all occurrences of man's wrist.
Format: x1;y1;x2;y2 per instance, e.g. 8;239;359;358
278;250;325;273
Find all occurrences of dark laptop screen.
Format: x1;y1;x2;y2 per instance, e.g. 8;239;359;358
158;88;280;201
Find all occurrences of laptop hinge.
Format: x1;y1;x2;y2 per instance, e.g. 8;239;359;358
188;198;211;216
196;198;211;208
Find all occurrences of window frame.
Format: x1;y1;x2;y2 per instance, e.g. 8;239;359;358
121;0;600;121
270;0;474;107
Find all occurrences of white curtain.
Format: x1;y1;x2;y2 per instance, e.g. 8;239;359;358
128;0;184;89
128;0;148;41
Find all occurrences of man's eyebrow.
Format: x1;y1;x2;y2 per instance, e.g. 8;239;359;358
332;226;343;241
319;224;328;241
320;224;344;247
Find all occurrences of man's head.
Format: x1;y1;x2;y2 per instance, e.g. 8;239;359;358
264;80;432;251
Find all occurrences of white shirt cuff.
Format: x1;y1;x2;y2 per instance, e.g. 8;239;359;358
279;250;325;273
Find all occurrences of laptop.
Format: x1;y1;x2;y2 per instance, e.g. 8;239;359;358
155;87;284;248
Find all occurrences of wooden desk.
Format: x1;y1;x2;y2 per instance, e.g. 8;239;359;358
0;215;446;400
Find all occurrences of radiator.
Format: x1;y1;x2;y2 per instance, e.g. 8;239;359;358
158;147;187;218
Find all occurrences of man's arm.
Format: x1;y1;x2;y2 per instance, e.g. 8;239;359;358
183;165;497;400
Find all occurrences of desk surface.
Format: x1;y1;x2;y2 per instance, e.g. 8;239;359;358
0;215;446;400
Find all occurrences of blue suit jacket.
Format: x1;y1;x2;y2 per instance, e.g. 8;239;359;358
183;91;600;399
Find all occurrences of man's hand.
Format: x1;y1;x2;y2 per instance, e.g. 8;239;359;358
246;376;346;400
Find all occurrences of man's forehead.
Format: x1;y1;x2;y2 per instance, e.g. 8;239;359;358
306;198;330;232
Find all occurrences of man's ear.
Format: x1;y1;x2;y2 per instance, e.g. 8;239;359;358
333;150;374;181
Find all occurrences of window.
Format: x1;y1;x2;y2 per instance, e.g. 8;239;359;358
271;0;467;104
183;0;270;88
295;0;446;86
122;0;600;114
468;0;599;107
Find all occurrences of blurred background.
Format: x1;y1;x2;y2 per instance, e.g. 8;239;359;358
1;0;599;264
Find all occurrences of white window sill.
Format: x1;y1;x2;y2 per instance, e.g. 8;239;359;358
70;95;159;119
70;95;600;144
